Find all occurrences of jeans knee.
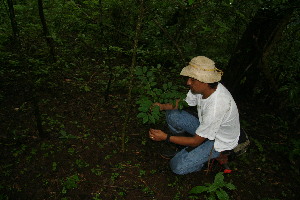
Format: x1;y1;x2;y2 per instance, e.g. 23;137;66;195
171;167;187;175
166;110;181;126
170;159;187;175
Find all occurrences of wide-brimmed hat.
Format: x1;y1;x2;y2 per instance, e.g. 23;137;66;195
180;56;223;83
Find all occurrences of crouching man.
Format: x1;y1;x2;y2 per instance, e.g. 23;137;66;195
149;56;240;175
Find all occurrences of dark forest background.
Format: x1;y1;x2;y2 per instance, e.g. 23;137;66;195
0;0;299;199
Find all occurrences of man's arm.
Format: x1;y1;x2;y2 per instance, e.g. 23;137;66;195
149;129;206;147
154;99;180;110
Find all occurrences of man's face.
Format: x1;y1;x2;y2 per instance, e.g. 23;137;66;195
186;77;206;94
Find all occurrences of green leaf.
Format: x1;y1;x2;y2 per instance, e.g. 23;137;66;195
137;112;147;119
153;112;160;120
152;105;160;114
138;106;149;112
207;184;218;193
147;71;153;77
188;0;195;5
142;66;147;73
214;172;225;185
149;115;155;124
142;115;149;124
208;195;216;200
163;83;168;91
135;67;143;76
83;85;91;92
225;183;236;190
216;189;230;200
189;186;208;194
150;81;157;87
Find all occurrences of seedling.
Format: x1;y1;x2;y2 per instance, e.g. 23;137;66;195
189;172;236;200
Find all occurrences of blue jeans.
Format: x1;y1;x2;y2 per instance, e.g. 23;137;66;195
166;110;220;175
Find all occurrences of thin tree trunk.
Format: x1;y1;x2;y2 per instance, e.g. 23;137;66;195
98;0;103;36
7;0;20;49
121;0;144;152
32;94;48;138
37;0;56;62
104;61;113;102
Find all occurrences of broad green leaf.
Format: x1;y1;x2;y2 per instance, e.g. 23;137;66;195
147;71;153;77
189;186;208;194
142;66;147;73
208;195;216;200
225;183;236;190
163;83;168;91
138;106;149;112
142;115;149;124
135;67;143;75
216;189;230;200
83;85;91;92
149;115;155;124
214;172;225;184
188;0;195;5
137;112;147;118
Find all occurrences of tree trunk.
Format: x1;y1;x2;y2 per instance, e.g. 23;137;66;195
7;0;20;49
223;3;296;99
121;0;144;152
37;0;56;62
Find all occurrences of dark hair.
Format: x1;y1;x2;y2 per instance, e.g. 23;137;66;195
208;82;218;89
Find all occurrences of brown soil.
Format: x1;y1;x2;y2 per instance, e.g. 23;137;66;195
0;78;299;200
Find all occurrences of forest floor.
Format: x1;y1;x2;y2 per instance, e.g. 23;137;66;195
0;74;300;200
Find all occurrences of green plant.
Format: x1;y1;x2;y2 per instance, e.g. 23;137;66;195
251;137;264;152
141;186;154;196
59;130;77;139
61;174;80;194
110;172;120;184
41;114;77;139
168;176;180;187
139;169;146;177
91;166;104;176
92;193;102;200
12;144;27;157
68;147;76;155
52;162;57;171
135;65;187;124
189;172;236;200
75;159;89;168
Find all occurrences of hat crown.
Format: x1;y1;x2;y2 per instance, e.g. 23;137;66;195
189;56;215;69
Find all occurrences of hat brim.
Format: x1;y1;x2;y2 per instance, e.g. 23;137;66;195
180;65;221;83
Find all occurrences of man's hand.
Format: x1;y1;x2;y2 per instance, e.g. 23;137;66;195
149;129;167;141
152;103;164;111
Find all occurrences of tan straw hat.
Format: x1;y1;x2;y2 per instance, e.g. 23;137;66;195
180;56;223;83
